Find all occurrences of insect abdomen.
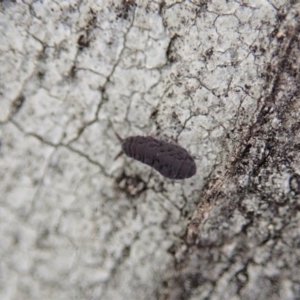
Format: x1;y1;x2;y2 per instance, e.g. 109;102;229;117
121;136;196;179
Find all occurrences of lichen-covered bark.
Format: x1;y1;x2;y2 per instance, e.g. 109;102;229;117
0;0;299;300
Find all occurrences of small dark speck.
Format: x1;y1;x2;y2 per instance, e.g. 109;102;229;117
122;246;131;258
251;45;258;53
270;28;279;38
37;71;45;80
171;111;178;119
77;34;89;49
294;143;300;150
260;47;266;53
69;65;77;78
205;47;214;59
289;173;300;194
277;12;287;21
12;94;25;115
150;109;158;119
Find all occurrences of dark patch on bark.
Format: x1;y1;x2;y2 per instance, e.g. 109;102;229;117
77;34;90;50
116;0;136;20
204;47;214;60
68;65;77;78
166;34;180;63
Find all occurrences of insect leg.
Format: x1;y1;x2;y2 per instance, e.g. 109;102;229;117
114;150;124;160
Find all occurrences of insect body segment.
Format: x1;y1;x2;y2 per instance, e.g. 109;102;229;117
120;135;196;179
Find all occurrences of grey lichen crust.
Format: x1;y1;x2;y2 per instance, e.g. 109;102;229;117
0;1;299;300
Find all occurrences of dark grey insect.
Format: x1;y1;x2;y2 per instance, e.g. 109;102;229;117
116;134;197;179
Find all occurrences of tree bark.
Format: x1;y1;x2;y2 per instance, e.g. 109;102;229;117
0;1;299;300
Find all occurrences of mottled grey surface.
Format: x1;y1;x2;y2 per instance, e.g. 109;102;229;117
0;0;299;300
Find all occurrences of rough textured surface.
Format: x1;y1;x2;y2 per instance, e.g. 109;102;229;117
0;1;299;300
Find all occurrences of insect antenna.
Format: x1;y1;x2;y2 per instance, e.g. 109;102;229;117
114;132;124;160
115;132;123;143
